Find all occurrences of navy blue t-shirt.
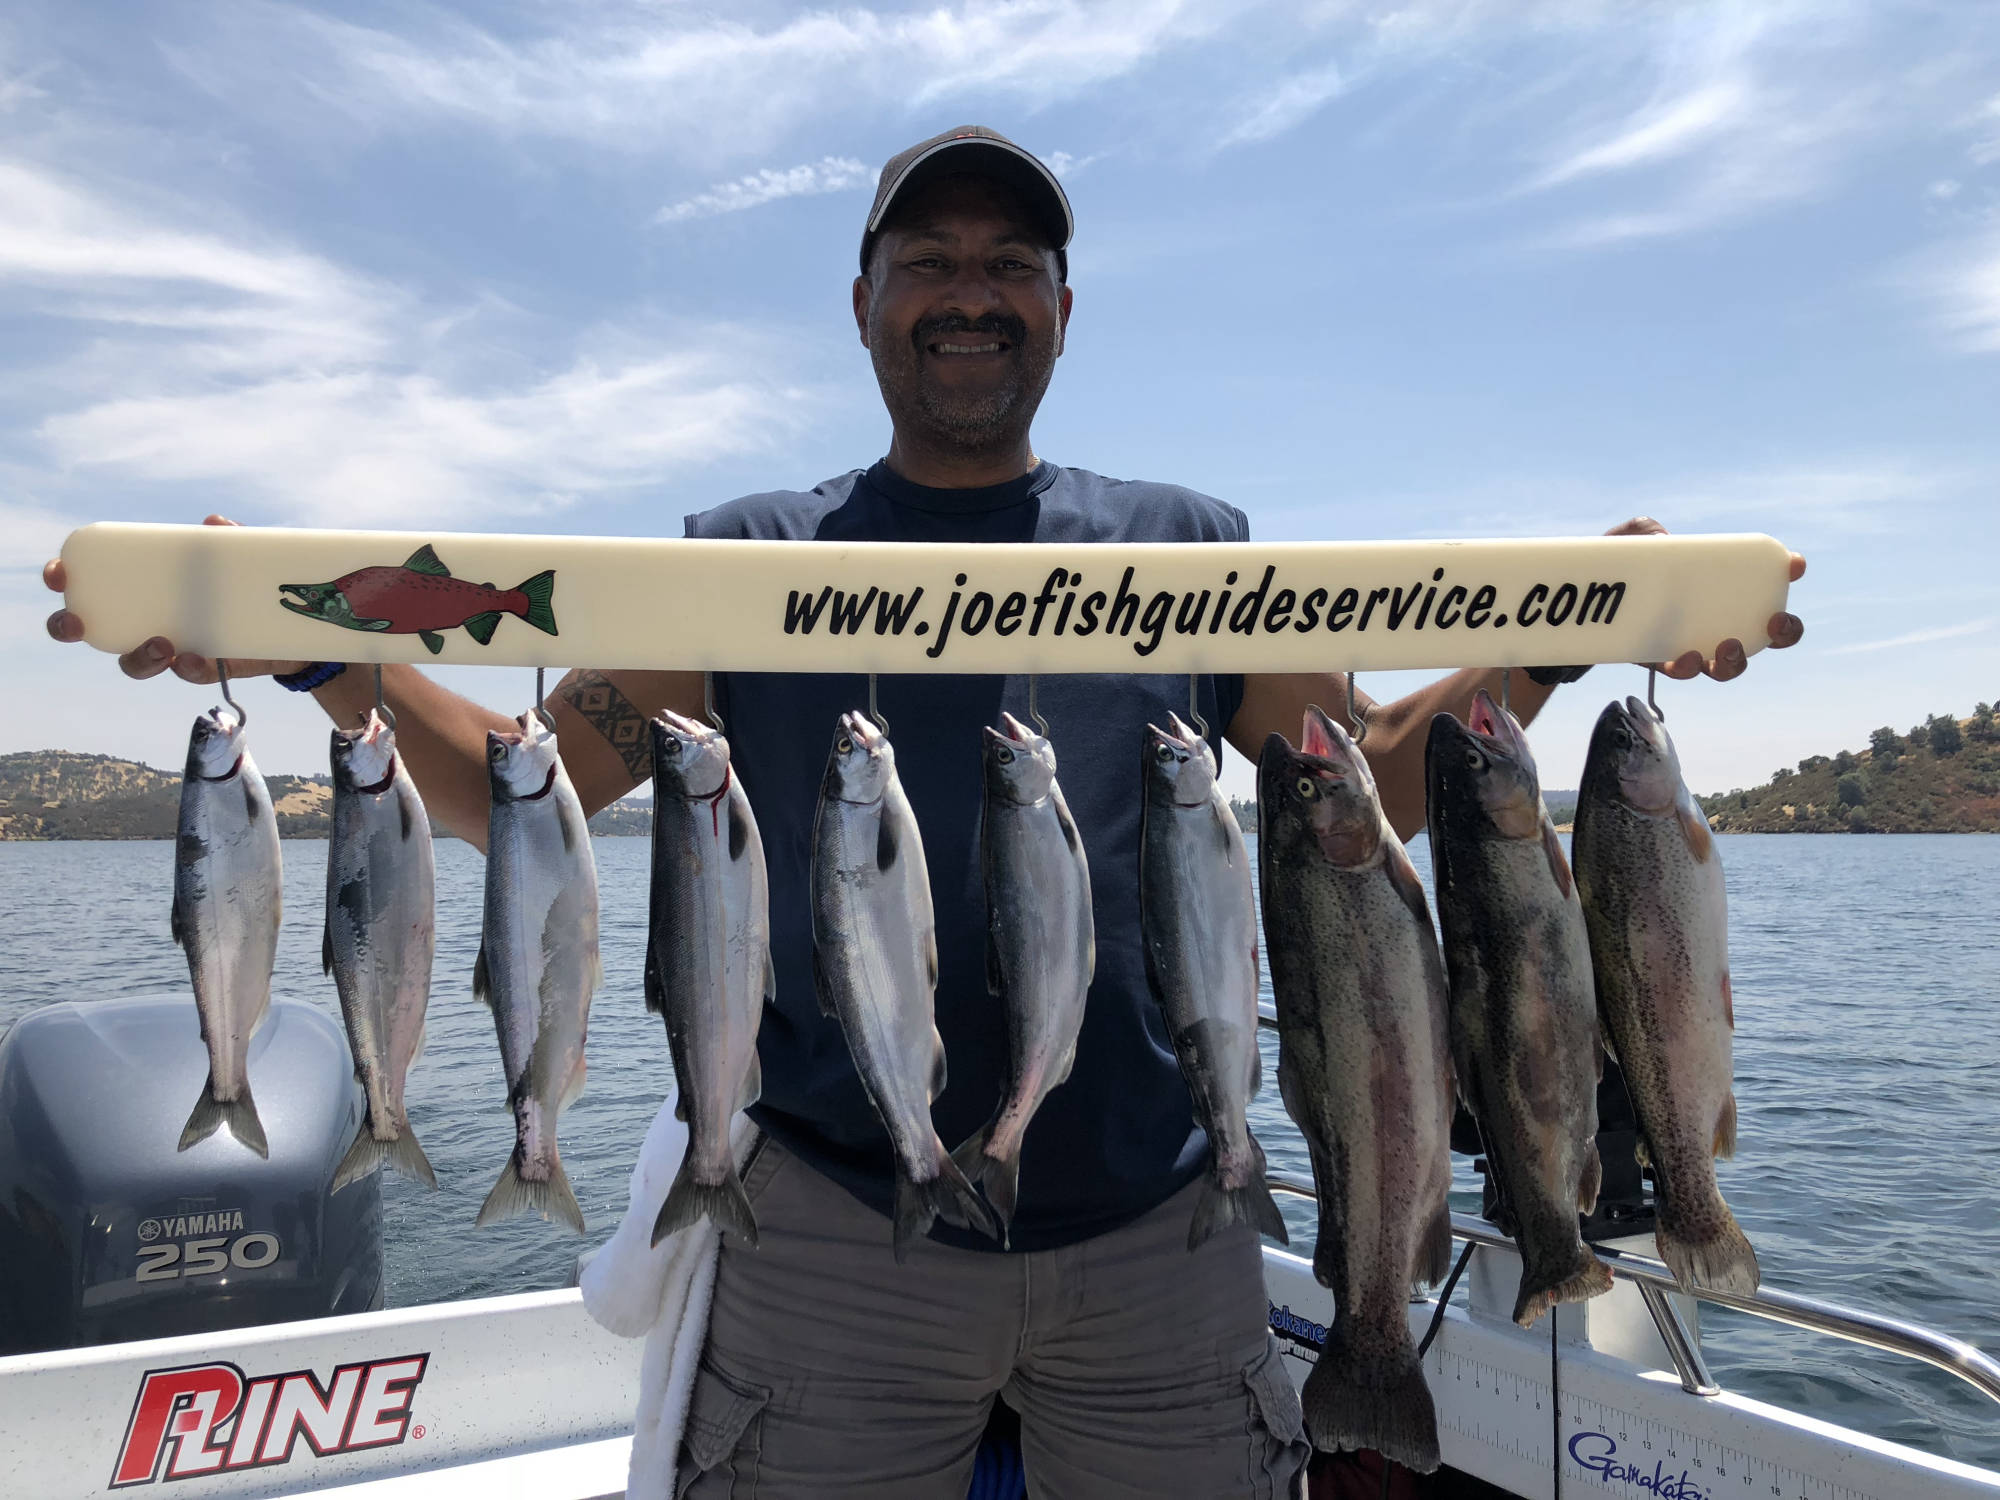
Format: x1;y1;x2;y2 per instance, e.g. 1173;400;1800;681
685;460;1248;1252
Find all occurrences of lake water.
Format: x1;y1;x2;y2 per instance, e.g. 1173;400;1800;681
1;834;1996;1471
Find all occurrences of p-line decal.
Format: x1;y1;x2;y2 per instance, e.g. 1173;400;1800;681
779;564;1631;660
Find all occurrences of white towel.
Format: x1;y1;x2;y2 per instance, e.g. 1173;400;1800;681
581;1087;756;1499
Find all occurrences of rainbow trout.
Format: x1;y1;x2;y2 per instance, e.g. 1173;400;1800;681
1427;690;1612;1326
1261;708;1453;1470
1573;697;1758;1294
1140;713;1285;1252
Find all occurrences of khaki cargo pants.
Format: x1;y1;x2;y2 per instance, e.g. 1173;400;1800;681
676;1139;1308;1499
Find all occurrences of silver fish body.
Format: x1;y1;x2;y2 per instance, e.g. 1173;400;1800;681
173;707;281;1158
475;710;600;1234
1139;713;1285;1252
955;712;1093;1239
1260;708;1453;1470
645;710;771;1248
1426;690;1612;1327
326;710;437;1193
1574;697;1757;1295
811;711;997;1259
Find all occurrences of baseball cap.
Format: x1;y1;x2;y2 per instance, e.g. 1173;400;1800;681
860;125;1074;278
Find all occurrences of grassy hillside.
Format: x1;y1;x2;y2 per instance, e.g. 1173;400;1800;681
0;750;653;839
1699;703;2000;834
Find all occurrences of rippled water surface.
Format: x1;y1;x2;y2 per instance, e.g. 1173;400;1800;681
2;834;1995;1470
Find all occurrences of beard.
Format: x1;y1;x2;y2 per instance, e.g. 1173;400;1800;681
872;310;1059;457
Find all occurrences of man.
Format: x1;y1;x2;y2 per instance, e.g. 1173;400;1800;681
45;126;1803;1498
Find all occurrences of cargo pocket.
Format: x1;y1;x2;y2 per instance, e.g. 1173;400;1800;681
1242;1335;1310;1500
674;1358;773;1499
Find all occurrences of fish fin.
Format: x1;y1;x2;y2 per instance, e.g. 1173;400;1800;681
893;1154;1000;1261
738;1051;762;1112
242;778;260;822
652;1160;758;1248
1416;1200;1454;1288
356;617;393;631
1541;816;1574;900
557;796;575;853
178;1077;269;1159
642;945;667;1017
1678;794;1715;863
876;815;898;872
923;927;938;991
1721;971;1735;1030
1578;1139;1604;1213
419;630;445;655
1052;1039;1078;1088
1633;1133;1653;1168
1713;1092;1740;1159
673;1092;688;1123
472;942;492;1006
985;924;1003;996
1301;1335;1440;1475
727;799;750;861
956;1128;1019;1245
515;570;559;636
170;894;185;948
333;1123;437;1193
558;1050;588;1112
1656;1204;1759;1296
948;1119;991;1182
322;921;334;976
1512;1247;1613;1327
402;544;451;577
928;1031;948;1102
762;949;776;1002
1187;1170;1289;1252
811;944;838;1018
397;784;417;840
476;1152;584;1235
461;611;501;646
1053;782;1085;858
1384;836;1432;927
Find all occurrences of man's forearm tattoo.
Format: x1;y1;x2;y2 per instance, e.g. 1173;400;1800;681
562;669;651;780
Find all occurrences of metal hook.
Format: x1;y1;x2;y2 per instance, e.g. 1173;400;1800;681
1027;675;1049;738
1647;666;1666;722
868;673;889;735
534;666;556;732
372;664;397;732
1187;674;1208;740
215;660;247;727
704;671;724;732
1344;670;1368;746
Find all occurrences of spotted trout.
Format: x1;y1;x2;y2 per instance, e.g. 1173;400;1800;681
475;710;600;1234
645;711;771;1248
326;709;437;1193
812;711;998;1260
1427;690;1612;1326
1574;697;1758;1295
1261;708;1453;1470
173;706;281;1157
1140;713;1285;1252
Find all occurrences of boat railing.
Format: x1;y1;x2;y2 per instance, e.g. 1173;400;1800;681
1252;1006;2000;1411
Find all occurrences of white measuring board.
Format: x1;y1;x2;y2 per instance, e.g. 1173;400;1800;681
58;523;1794;675
1262;1250;2000;1500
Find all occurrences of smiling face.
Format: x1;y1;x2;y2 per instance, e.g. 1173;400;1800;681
855;173;1071;462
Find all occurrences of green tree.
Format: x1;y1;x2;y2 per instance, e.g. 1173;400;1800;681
1798;754;1830;774
1929;714;1964;757
1870;726;1902;765
1832;749;1857;773
1773;766;1793;782
1971;703;1996;743
1837;774;1866;807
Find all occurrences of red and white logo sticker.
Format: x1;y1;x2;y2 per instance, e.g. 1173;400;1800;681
109;1354;428;1488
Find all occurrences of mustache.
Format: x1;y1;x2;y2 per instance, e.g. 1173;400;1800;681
911;312;1027;352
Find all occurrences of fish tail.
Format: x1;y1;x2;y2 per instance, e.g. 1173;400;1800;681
1187;1169;1289;1252
475;1150;584;1235
512;570;558;636
178;1076;269;1159
332;1121;438;1194
1512;1244;1614;1327
651;1158;759;1249
948;1113;1020;1238
892;1153;1001;1261
1300;1330;1441;1474
1656;1204;1760;1295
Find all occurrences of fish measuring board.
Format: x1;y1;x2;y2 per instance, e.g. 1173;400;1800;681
58;523;1794;675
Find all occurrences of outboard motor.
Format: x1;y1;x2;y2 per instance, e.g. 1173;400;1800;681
0;995;383;1355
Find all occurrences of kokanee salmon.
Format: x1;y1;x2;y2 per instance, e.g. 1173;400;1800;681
280;544;556;654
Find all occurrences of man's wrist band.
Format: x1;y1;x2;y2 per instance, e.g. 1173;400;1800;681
1523;664;1592;687
274;662;347;692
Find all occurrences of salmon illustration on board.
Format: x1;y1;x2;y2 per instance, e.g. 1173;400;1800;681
279;545;558;654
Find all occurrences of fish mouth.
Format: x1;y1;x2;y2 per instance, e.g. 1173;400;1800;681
1465;688;1528;757
277;583;322;616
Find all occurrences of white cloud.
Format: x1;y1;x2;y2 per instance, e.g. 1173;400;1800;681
1534;81;1751;188
1219;60;1346;149
1911;230;2000;353
657;157;874;224
0;500;73;571
1825;617;1993;655
1928;178;1962;201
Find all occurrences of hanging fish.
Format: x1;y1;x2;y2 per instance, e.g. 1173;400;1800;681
645;711;771;1247
1260;707;1453;1470
1573;697;1758;1294
954;712;1093;1240
326;709;438;1193
1427;690;1612;1327
475;710;600;1234
173;705;281;1157
280;544;557;655
1139;712;1285;1252
812;711;998;1260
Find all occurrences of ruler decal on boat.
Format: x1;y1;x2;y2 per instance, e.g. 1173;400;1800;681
59;523;1795;675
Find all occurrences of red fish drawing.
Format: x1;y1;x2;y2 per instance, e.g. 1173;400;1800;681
280;545;558;654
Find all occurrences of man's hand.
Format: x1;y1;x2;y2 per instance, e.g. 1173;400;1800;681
43;514;312;685
1605;516;1805;682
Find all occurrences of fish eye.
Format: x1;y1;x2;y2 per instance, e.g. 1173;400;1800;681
487;743;505;762
997;747;1014;764
1153;742;1174;763
1294;776;1316;799
1610;727;1633;749
661;738;680;757
836;735;853;755
1463;748;1486;771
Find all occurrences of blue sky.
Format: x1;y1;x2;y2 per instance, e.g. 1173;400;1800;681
5;0;1999;800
